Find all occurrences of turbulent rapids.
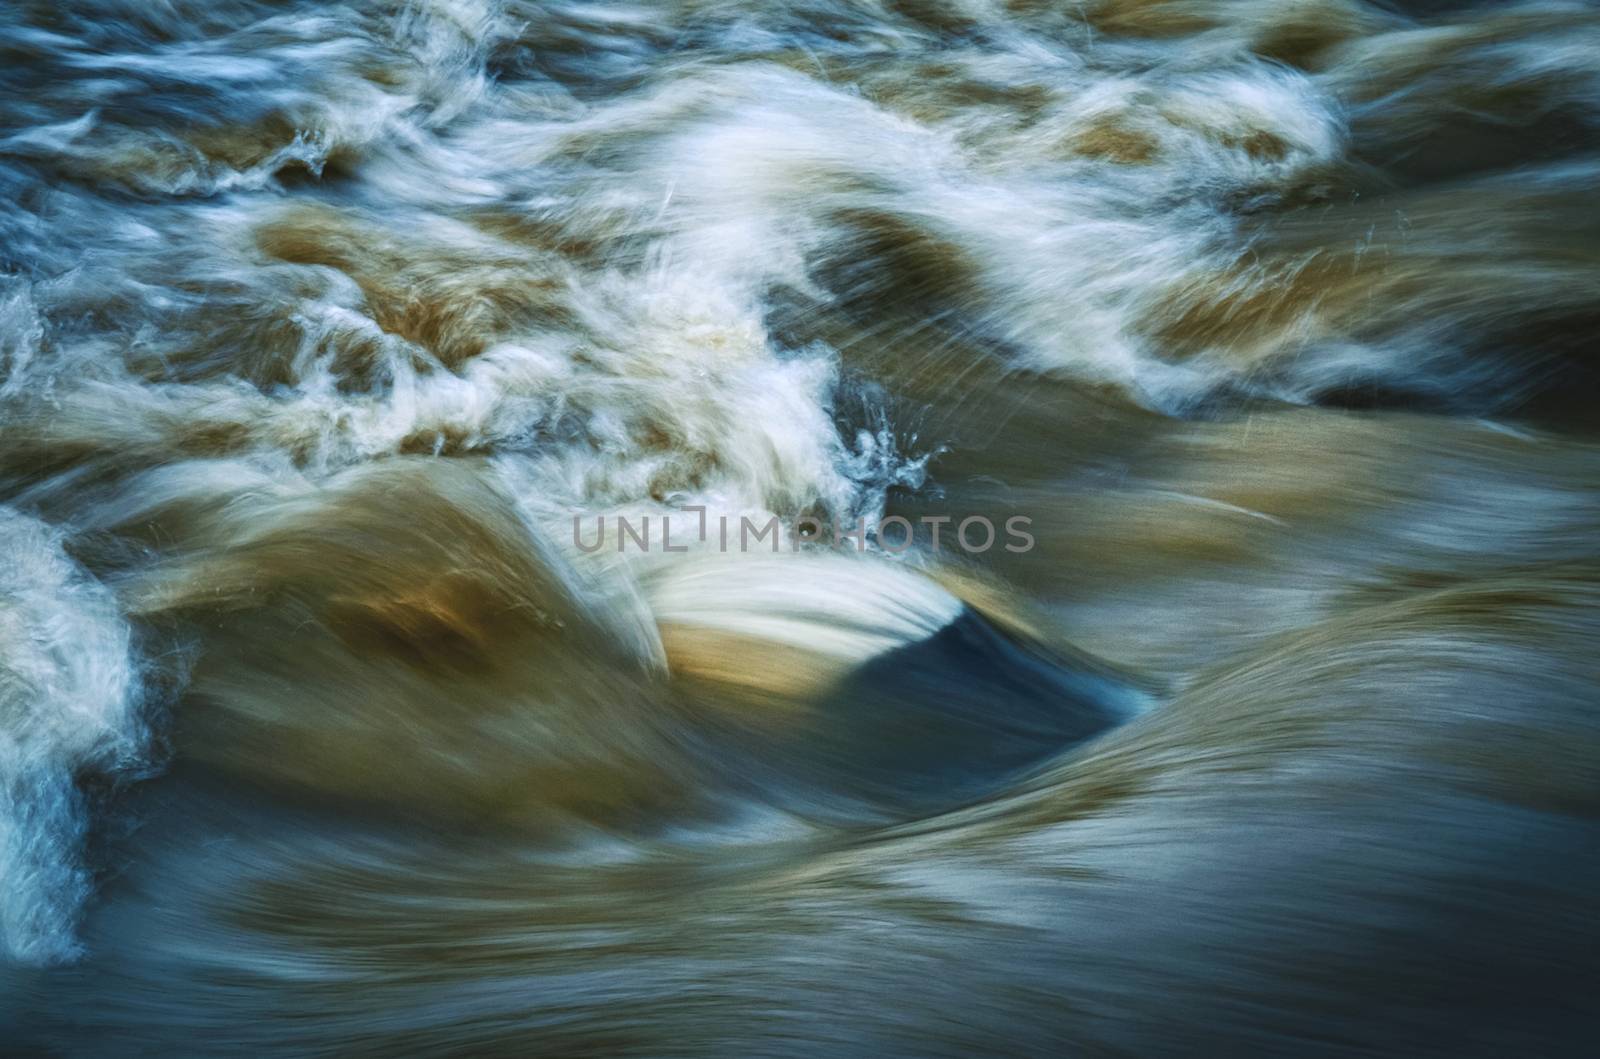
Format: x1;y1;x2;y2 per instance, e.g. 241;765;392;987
3;0;1600;1053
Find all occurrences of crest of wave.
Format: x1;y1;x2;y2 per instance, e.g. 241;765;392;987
0;509;147;965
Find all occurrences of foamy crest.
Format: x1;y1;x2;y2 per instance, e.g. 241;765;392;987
0;509;146;965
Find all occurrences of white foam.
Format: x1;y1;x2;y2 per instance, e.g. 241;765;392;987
0;509;147;965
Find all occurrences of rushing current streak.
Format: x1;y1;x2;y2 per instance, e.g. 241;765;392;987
2;0;1599;1055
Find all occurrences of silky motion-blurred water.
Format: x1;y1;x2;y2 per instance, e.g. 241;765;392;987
2;0;1599;1054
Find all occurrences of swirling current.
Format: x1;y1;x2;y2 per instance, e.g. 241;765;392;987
2;0;1599;1054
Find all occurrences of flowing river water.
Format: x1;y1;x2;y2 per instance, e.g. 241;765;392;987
2;0;1599;1054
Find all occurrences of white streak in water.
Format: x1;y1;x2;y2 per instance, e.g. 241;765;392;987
0;509;146;965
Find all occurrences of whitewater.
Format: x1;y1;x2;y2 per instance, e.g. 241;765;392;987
2;1;1598;1054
